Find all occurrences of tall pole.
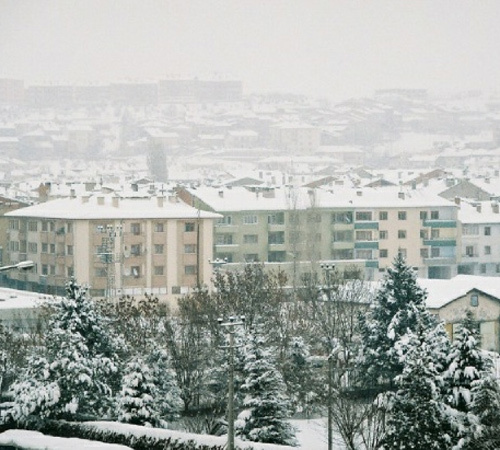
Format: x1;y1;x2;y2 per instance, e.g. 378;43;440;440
320;262;335;450
219;316;245;450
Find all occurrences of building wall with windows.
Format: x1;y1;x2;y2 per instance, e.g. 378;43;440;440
179;185;460;281
4;194;220;303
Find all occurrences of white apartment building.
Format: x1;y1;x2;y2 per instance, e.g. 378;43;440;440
4;193;220;303
458;200;500;276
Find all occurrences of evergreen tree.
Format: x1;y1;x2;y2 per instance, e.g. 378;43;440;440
117;356;161;427
238;328;297;446
384;325;453;450
8;279;122;421
442;311;487;447
358;254;435;388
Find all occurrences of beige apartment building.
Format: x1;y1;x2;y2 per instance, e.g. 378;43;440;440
179;185;460;281
4;194;220;302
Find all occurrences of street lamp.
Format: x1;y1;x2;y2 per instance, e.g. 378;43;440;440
209;257;228;272
319;262;335;450
218;315;245;450
0;260;34;272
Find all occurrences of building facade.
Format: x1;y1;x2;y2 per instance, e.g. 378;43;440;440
4;194;220;302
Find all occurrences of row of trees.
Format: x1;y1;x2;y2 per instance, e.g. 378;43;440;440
1;257;500;448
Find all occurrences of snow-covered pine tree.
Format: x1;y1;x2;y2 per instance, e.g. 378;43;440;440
238;327;297;446
358;253;435;389
148;347;183;423
384;325;453;450
117;356;161;427
442;310;488;447
8;278;122;421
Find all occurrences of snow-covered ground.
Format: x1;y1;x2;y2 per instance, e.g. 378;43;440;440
0;418;342;449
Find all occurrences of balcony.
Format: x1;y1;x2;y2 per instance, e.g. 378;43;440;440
354;241;379;249
354;222;379;230
423;220;457;228
423;239;456;247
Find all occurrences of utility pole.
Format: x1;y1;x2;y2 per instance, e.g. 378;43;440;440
319;262;335;450
218;315;245;450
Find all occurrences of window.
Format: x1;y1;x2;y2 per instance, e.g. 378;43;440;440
216;216;233;226
28;242;37;253
67;245;73;256
420;248;429;258
42;243;48;253
398;248;407;258
67;222;73;233
431;229;440;239
268;212;284;225
154;222;164;232
41;221;48;232
471;294;479;307
131;266;141;277
95;267;107;277
41;264;48;275
184;244;197;254
485;246;491;255
332;249;354;260
131;223;141;235
463;225;479;235
333;230;353;242
420;229;429;239
379;230;388;240
465;246;475;257
216;234;233;245
497;264;500;273
356;211;372;221
431;247;440;258
67;266;74;277
268;251;286;262
398;211;407;220
28;221;38;232
243;234;258;244
154;244;164;254
244;253;259;262
431;211;440;220
9;220;19;230
154;265;164;276
50;244;56;254
50;264;56;275
184;265;197;275
485;226;491;236
185;222;195;232
356;249;373;260
243;215;258;225
398;230;407;239
480;264;487;274
380;249;388;258
356;230;373;241
331;211;353;224
379;211;388;220
268;231;285;245
130;244;141;256
420;211;428;220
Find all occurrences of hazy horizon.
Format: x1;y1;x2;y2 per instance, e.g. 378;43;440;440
1;0;500;102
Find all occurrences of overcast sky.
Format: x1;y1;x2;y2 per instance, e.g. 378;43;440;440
1;0;499;102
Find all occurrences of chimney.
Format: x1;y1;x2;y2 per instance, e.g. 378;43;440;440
157;196;164;207
131;183;138;192
112;196;119;208
398;191;405;200
82;195;90;203
97;196;105;205
168;195;178;203
356;190;363;196
218;190;224;197
411;181;417;190
485;177;490;184
476;204;482;213
263;188;275;198
70;189;76;198
454;197;461;205
492;202;499;214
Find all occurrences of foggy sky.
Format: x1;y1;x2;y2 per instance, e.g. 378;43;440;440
1;0;499;102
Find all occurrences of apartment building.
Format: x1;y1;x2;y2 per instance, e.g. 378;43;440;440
4;194;220;302
178;185;459;281
458;200;500;276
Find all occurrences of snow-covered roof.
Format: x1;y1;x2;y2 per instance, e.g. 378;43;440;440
189;185;456;212
5;194;221;220
420;275;500;309
0;287;50;311
458;201;500;224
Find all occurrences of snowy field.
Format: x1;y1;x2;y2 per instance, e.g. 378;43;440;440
0;418;342;449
